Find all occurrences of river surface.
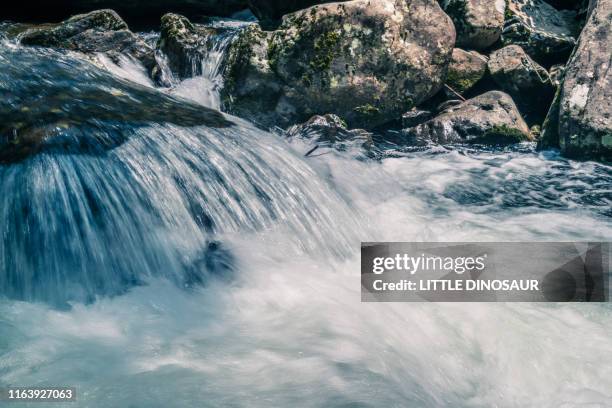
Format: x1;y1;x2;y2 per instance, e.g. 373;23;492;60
1;21;611;408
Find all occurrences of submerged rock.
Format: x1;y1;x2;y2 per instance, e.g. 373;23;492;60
539;0;612;161
285;114;373;149
403;91;532;145
446;48;488;94
440;0;506;49
19;10;164;84
488;45;554;120
223;0;456;130
502;0;578;63
0;46;233;164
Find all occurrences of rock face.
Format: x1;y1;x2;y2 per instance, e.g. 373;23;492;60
440;0;506;49
19;10;163;83
223;0;456;129
539;0;611;161
248;0;345;28
488;45;554;120
158;13;217;79
4;1;249;26
285;114;373;148
502;0;579;63
446;48;488;94
403;91;532;145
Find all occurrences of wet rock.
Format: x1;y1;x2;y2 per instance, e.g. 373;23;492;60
19;10;164;84
446;48;488;94
223;0;456;130
539;0;611;161
247;0;345;28
158;13;218;79
402;109;434;128
285;114;373;148
0;45;233;164
403;91;532;145
488;45;554;120
502;0;579;64
440;0;506;49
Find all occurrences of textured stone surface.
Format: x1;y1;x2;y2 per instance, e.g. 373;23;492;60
440;0;506;49
502;0;579;63
403;91;532;145
446;48;488;94
539;0;612;160
488;45;554;120
223;0;456;129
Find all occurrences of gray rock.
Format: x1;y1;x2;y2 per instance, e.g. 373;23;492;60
19;10;164;84
539;0;611;161
403;91;532;145
223;0;456;129
446;48;488;94
488;45;554;119
285;114;373;148
440;0;507;49
502;0;579;63
158;13;218;79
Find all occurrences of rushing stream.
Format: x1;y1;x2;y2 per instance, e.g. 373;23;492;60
1;20;611;408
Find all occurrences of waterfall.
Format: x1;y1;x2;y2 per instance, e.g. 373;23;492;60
0;41;360;306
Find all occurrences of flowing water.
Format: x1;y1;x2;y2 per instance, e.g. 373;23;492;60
0;20;611;408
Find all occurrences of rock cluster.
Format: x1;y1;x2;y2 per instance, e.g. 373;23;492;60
2;0;610;161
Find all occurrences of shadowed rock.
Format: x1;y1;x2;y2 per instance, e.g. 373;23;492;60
0;46;233;164
440;0;507;49
488;45;555;122
503;0;579;64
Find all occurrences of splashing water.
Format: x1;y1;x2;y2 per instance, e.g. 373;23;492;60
1;22;612;408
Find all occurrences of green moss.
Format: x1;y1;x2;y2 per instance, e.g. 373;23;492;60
446;68;483;93
353;104;381;117
476;124;529;144
309;30;340;72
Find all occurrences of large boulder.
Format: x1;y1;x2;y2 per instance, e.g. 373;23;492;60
502;0;579;63
488;45;555;121
539;0;611;161
402;91;532;145
223;0;456;129
19;10;164;84
4;1;249;26
446;48;488;94
247;0;346;28
440;0;506;49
